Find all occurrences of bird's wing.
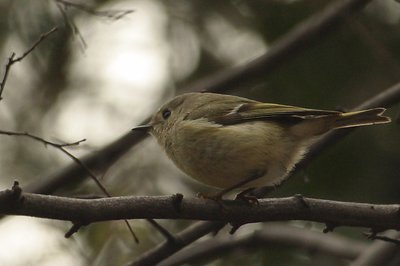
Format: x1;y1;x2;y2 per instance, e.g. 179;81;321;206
204;102;340;125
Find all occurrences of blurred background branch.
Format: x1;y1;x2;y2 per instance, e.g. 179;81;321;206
351;230;400;266
186;0;373;92
158;224;368;266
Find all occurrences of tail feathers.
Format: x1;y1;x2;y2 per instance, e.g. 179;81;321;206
290;107;390;138
334;108;391;129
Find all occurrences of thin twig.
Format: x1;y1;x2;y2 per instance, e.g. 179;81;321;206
0;130;85;148
0;129;139;242
55;0;134;20
54;0;134;51
25;124;149;194
11;27;58;63
351;230;400;266
0;27;58;100
56;2;87;51
0;130;108;194
146;219;178;244
0;130;172;242
364;232;400;245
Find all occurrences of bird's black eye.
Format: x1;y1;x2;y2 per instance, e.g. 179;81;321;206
162;109;171;119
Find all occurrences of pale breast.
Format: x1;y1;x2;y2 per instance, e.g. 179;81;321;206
165;119;307;189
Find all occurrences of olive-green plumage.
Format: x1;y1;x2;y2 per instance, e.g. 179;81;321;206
140;93;390;189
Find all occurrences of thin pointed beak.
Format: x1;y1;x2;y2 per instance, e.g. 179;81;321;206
132;124;152;131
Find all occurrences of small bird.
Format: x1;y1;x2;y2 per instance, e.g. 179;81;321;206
133;92;390;197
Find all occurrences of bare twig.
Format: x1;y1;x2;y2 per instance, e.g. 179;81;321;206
54;0;134;51
351;230;400;266
364;232;400;245
25;124;149;194
0;129;139;242
0;129;85;148
0;27;58;100
0;129;109;194
146;219;177;244
55;0;134;20
0;131;174;243
56;2;87;51
65;222;85;238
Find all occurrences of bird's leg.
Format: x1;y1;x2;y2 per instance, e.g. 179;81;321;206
208;170;266;201
235;188;259;205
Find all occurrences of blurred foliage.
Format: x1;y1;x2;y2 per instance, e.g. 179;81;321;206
0;0;399;265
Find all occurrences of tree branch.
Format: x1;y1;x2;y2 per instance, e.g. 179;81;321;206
1;191;400;231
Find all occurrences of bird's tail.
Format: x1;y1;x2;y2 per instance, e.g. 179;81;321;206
333;108;391;129
290;108;390;138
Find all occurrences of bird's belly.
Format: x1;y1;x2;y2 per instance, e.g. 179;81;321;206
167;120;305;189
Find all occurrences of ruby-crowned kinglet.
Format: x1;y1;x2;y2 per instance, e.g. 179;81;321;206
133;93;390;190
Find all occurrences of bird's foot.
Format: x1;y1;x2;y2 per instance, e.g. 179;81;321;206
235;188;259;205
